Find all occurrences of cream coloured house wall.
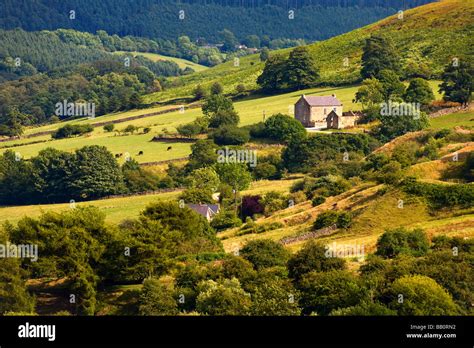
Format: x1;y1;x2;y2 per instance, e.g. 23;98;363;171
310;106;343;124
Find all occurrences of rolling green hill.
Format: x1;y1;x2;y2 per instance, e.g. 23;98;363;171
145;0;473;103
0;81;444;163
114;51;208;72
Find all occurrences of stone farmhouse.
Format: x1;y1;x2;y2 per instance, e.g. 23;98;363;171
294;94;360;129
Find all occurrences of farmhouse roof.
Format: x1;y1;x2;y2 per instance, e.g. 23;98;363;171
302;95;342;107
186;203;220;219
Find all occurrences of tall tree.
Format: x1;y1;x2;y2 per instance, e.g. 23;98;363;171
361;35;401;79
202;94;234;117
210;82;224;95
439;60;473;105
256;54;286;92
0;150;36;205
378;69;405;102
404;78;435;106
284;46;320;90
69;145;126;200
32;148;75;203
354;78;384;109
219;29;238;52
259;47;270;61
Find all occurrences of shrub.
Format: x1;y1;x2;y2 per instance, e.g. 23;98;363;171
313;210;352;230
387;275;460;315
208;109;240;128
103;124;114;132
316;211;340;229
210;82;224;95
193;84;207;100
283;133;379;173
392;141;419;167
222;255;256;281
330;301;397;316
52;124;94;139
264;113;307;143
141;201;222;253
376;108;429;142
298;270;368;315
336;211;352;228
462;152;474;182
123;161;162;193
375;227;430;258
401;179;474;208
309;175;352;198
177;122;202;138
413;249;474;311
210;210;242;231
289;190;306;205
253;162;278;180
240;239;290;270
365;153;390;171
311;195;326;207
179;187;214;204
376;161;403;185
235;84;246;95
123;124;138;134
287;241;346;281
196;278;251;315
261;191;289;216
138;278;178;315
249;278;301;316
248;122;266;138
211;125;249;145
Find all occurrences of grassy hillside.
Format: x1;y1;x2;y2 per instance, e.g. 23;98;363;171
0;85;365;162
221;183;474;255
0;178;298;226
0;81;442;163
115;51;208;72
430;111;474;130
145;0;473;103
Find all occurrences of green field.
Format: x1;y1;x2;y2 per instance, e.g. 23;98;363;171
0;84;366;162
2;132;193;164
0;191;181;226
0;178;297;226
21;104;176;136
115;51;208;72
0;81;445;163
429;111;474;130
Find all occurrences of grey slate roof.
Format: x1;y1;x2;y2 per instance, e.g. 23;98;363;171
186;203;220;219
303;95;342;107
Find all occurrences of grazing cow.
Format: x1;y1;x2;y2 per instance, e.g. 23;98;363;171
167;146;172;151
332;203;338;210
115;153;121;158
138;151;144;155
